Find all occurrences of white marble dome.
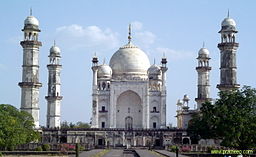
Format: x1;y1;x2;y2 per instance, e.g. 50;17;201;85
24;16;39;26
177;99;183;106
98;64;112;78
148;64;161;75
50;46;61;55
49;46;61;58
198;48;209;57
221;17;236;27
109;42;150;75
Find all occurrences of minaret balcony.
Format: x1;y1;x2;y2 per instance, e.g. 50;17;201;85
196;67;212;71
20;40;42;47
195;98;212;102
99;110;108;113
18;82;42;88
217;84;240;91
218;42;239;50
45;96;63;100
47;64;62;68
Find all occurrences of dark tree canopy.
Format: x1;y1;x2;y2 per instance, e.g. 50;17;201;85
0;104;40;150
61;121;90;129
188;86;256;149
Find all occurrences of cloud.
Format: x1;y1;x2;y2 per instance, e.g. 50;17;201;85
55;24;119;51
131;21;143;31
155;47;194;60
125;21;156;48
135;31;156;46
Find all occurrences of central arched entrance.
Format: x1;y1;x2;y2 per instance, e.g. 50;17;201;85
116;90;142;128
125;116;133;129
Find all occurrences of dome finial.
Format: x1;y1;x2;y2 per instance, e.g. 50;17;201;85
30;7;32;16
162;52;166;59
54;40;56;46
153;58;156;65
128;24;132;44
94;52;97;57
227;9;230;18
202;41;205;48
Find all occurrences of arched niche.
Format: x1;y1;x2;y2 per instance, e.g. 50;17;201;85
116;90;142;128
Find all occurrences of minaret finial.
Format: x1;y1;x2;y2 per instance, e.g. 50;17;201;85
54;40;56;46
163;52;166;58
203;41;205;48
30;7;32;16
227;9;230;18
94;52;97;57
128;24;132;44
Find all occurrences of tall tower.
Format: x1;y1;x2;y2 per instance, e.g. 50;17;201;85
160;55;168;128
217;13;240;91
18;13;42;128
195;46;212;109
91;54;99;128
45;43;62;128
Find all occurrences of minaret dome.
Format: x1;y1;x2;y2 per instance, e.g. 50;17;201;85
198;48;210;58
50;45;61;56
221;17;236;27
24;16;39;26
98;64;112;78
148;64;162;75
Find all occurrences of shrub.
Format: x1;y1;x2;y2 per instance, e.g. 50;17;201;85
79;145;85;151
35;146;43;151
7;146;15;151
207;146;214;153
42;144;51;151
169;145;178;152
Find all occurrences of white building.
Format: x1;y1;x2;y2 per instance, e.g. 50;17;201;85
91;25;168;129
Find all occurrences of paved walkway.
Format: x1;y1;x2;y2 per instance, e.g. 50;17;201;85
102;149;123;157
69;149;189;157
155;150;189;157
135;149;160;157
69;149;103;157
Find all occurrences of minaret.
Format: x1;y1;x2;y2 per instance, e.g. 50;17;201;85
160;54;168;128
45;42;62;128
195;45;212;109
176;95;192;129
217;12;240;91
18;12;42;128
91;54;99;128
161;54;168;90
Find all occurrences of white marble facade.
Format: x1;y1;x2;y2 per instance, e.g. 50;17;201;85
91;26;168;129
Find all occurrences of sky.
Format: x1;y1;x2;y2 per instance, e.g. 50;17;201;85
0;0;256;127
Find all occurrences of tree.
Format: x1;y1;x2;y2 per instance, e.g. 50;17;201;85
0;104;40;150
61;121;90;129
188;86;256;149
75;121;90;128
